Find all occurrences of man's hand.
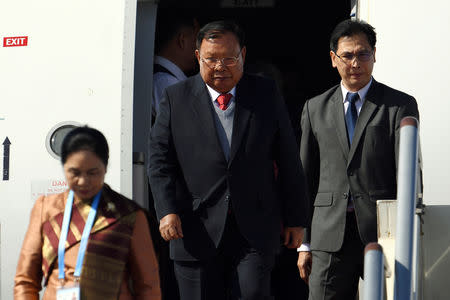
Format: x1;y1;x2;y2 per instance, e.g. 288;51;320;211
159;213;183;241
283;226;304;249
297;251;312;284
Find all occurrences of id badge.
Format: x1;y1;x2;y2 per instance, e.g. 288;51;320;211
57;282;80;300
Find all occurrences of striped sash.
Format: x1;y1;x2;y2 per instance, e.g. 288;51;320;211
42;185;140;299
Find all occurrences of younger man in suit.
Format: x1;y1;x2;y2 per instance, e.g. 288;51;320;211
297;19;419;299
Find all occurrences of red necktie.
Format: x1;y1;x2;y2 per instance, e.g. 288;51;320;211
217;93;232;111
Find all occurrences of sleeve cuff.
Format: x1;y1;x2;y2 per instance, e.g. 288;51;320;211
297;243;311;252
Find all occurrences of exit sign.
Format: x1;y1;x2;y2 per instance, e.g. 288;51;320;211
3;36;28;47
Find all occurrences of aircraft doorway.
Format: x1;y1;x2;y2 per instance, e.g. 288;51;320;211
137;1;351;299
172;1;351;144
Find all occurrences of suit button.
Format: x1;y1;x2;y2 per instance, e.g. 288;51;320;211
348;171;354;176
343;193;348;199
225;195;230;202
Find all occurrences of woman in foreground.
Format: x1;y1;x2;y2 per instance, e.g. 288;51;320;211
14;126;161;300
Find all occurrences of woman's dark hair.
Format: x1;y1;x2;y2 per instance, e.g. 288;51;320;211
61;125;109;167
196;19;245;50
330;19;376;52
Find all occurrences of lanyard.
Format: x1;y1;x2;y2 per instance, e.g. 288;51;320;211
58;189;102;281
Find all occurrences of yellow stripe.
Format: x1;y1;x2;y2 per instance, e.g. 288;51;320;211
91;215;110;232
69;221;82;240
48;217;61;237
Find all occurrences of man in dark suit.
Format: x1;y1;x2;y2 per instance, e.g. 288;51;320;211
296;19;419;299
148;20;309;300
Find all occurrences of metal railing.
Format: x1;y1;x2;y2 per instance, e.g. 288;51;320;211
363;116;423;300
363;242;391;300
394;116;420;300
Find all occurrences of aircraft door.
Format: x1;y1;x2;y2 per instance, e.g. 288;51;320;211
0;0;137;298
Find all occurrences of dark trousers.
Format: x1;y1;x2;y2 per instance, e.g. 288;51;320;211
308;212;365;300
174;213;275;300
271;247;309;300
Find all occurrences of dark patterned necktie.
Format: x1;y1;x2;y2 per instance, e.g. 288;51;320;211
217;93;232;110
345;92;359;144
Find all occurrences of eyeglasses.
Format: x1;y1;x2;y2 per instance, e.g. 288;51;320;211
335;51;373;64
200;49;242;68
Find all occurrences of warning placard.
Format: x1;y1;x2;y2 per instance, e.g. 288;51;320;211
31;179;68;201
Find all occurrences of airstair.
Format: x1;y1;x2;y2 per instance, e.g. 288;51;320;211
362;117;450;300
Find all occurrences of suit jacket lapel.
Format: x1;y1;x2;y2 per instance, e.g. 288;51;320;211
229;76;253;165
189;75;226;159
331;87;350;160
348;80;380;164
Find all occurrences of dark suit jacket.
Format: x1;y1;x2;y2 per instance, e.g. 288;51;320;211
300;79;419;252
148;73;308;261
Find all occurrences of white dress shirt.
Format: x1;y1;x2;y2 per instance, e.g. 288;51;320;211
205;84;236;108
152;56;188;114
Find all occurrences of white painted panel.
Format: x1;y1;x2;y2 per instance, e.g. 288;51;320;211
358;0;450;206
422;205;450;300
377;200;397;300
0;0;135;298
358;2;450;297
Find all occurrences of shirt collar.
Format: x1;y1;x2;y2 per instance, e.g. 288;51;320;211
340;77;373;103
205;84;236;102
154;55;187;81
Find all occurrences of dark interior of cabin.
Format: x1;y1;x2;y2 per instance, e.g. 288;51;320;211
152;1;350;299
157;0;350;144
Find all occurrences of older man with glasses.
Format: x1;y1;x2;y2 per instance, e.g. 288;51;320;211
148;19;309;300
297;18;420;299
